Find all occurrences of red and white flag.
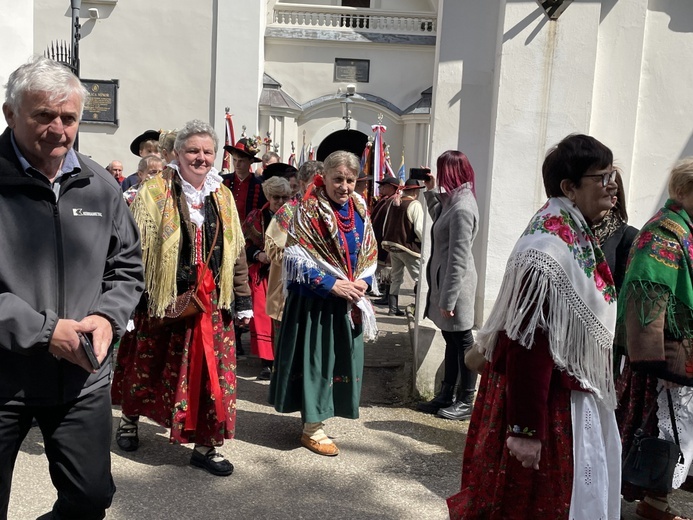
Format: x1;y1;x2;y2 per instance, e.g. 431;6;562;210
221;112;236;172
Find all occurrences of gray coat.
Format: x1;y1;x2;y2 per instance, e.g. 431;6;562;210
424;184;478;331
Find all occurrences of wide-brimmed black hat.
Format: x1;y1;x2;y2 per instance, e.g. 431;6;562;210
376;175;399;187
130;129;161;156
262;162;298;180
356;171;373;182
402;178;424;190
223;138;262;163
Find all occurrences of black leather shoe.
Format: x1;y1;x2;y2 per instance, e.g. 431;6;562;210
416;383;455;414
437;399;474;421
115;416;139;452
257;366;271;380
190;448;234;477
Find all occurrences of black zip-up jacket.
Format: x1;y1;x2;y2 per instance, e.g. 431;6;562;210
0;128;144;405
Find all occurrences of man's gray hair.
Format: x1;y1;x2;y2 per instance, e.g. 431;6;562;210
174;120;219;153
4;56;89;115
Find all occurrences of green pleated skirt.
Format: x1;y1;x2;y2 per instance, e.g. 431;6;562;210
269;290;364;423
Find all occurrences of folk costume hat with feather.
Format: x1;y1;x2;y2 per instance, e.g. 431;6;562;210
224;137;262;163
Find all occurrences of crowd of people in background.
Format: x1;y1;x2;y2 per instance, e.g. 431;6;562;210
3;56;693;520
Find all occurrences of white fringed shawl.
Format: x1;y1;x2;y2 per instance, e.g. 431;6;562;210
477;197;618;409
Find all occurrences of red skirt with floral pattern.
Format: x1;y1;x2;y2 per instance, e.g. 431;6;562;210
111;296;237;447
447;363;574;520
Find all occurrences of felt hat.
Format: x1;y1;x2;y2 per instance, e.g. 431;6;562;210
223;138;262;163
376;175;399;187
129;130;161;156
402;178;424;190
262;162;298;180
356;171;373;182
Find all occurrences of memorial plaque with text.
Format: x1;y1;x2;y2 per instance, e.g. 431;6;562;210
81;79;119;125
334;58;369;83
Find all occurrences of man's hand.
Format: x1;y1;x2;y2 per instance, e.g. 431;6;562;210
330;280;367;303
76;315;113;365
48;319;96;373
423;173;435;191
506;436;542;470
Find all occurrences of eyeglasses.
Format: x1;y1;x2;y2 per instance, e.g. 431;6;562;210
583;170;617;187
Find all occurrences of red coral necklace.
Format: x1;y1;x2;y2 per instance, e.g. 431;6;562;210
334;198;355;233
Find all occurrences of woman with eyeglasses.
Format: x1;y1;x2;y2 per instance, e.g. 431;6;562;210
241;176;292;380
448;134;622;519
616;158;693;520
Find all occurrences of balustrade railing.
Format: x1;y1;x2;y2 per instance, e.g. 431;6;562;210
271;3;436;35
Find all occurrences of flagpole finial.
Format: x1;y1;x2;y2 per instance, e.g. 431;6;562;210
377;113;384;124
225;107;230;114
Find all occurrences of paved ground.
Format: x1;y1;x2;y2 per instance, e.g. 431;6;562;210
7;285;693;519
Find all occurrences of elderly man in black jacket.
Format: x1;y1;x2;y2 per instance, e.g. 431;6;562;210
0;57;144;520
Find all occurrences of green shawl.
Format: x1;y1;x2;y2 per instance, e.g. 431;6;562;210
618;199;693;336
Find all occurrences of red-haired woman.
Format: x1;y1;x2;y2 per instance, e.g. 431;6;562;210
416;150;479;420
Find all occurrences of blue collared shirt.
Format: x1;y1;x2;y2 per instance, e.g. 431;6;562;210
10;131;81;200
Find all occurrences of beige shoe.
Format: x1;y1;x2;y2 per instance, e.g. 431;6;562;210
300;433;339;456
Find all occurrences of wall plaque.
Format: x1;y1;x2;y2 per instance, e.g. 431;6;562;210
334;58;370;83
81;79;119;125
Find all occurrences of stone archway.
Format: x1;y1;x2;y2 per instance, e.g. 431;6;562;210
316;129;369;161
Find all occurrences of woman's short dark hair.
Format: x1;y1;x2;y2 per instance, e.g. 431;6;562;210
542;134;613;197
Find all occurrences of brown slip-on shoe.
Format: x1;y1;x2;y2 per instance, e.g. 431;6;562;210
300;433;339;456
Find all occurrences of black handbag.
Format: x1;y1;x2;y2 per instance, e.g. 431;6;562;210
622;389;684;494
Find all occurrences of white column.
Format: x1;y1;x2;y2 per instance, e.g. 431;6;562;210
212;0;265;166
412;0;504;397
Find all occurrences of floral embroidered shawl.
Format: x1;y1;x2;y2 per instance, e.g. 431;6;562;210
478;197;618;408
618;199;693;342
283;181;379;340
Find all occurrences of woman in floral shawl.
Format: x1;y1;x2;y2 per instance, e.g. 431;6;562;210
616;158;693;520
269;150;378;457
448;134;622;519
112;120;252;477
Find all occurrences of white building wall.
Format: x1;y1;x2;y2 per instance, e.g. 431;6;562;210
32;0;214;174
0;0;34;134
627;2;693;226
265;40;434;111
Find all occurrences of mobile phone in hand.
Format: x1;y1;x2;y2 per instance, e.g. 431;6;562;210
78;332;100;370
409;167;431;181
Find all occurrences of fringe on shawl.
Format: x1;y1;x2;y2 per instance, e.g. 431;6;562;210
477;249;617;409
131;193;180;318
282;244;378;342
215;190;245;311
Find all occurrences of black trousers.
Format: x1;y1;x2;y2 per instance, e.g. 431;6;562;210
441;329;478;394
0;384;115;520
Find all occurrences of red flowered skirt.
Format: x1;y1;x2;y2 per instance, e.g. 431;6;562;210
248;263;274;361
447;364;574;520
111;297;237;447
615;359;660;501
